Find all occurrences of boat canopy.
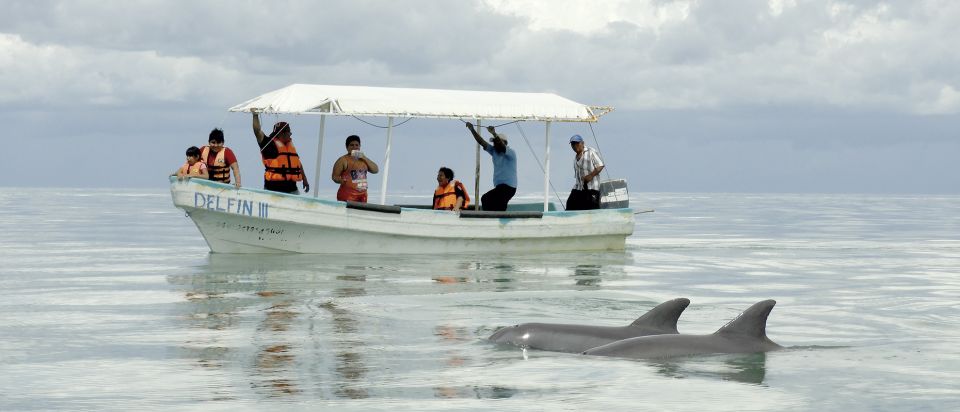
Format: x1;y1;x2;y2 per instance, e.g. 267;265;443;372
228;83;612;122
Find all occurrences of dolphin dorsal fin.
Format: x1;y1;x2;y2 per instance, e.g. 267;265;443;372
629;298;690;333
714;300;777;339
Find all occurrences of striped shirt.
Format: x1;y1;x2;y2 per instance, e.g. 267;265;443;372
573;146;604;191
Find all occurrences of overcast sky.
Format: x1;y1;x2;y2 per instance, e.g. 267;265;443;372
2;0;957;195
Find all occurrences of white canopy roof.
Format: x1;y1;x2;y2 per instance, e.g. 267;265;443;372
228;84;612;122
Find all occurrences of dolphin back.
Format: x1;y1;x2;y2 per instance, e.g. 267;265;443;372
629;297;690;333
714;299;782;348
584;300;783;359
488;298;692;353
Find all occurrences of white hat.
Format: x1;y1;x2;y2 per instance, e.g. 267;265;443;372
489;133;508;144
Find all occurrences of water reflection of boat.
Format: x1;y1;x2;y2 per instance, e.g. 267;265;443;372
169;252;632;399
171;255;374;399
170;84;634;254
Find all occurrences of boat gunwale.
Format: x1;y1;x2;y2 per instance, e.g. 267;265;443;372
173;178;634;220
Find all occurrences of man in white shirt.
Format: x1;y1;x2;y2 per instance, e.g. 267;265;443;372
567;134;604;210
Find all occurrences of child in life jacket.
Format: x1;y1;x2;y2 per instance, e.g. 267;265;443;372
173;146;209;181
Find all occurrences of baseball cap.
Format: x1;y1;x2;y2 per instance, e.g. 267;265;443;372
569;134;584;143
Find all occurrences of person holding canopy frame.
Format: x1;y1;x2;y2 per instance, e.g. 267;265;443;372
465;122;517;211
250;110;309;195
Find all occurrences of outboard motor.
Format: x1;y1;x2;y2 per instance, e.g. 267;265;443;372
599;179;629;209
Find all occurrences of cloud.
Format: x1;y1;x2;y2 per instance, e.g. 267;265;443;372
483;0;692;35
3;0;959;114
0;0;958;193
480;0;960;114
916;85;960;114
0;33;245;108
1;0;525;108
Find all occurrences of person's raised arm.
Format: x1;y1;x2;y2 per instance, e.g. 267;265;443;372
487;126;507;152
251;110;266;144
465;122;489;149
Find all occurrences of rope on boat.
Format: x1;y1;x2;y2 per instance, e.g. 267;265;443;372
215;110;229;130
456;118;523;128
588;122;613;182
513;123;567;210
350;115;414;128
256;112;281;153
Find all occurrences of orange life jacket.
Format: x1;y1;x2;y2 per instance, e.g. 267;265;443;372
262;140;303;182
433;180;470;210
201;146;230;183
178;161;206;176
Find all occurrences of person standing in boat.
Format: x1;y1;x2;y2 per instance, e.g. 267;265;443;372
465;122;517;211
566;134;604;210
433;167;470;212
331;135;379;202
250;110;309;194
200;128;241;189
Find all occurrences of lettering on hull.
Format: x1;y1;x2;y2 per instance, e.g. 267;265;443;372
214;221;287;242
195;192;268;218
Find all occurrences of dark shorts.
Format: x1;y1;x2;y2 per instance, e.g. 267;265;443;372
566;189;600;210
481;184;517;211
264;180;299;194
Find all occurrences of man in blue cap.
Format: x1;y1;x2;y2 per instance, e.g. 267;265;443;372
465;122;517;211
567;134;604;210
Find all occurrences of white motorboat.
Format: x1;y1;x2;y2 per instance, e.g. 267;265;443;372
170;84;634;254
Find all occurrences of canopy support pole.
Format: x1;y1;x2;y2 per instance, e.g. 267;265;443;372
312;114;326;198
474;119;481;210
543;121;552;212
379;117;394;205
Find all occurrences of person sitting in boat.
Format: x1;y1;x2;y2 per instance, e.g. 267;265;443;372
331;135;379;202
566;134;604;210
201;128;241;189
173;146;209;181
465;122;517;211
250;110;309;194
433;167;470;212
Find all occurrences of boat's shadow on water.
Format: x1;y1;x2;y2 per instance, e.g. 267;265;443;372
643;353;770;385
637;345;847;385
485;342;773;386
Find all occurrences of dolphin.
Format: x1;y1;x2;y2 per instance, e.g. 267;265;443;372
583;299;783;359
488;298;690;353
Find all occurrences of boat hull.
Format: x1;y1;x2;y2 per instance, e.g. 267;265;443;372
170;179;634;254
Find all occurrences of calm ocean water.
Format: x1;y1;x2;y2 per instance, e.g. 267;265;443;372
1;188;958;411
